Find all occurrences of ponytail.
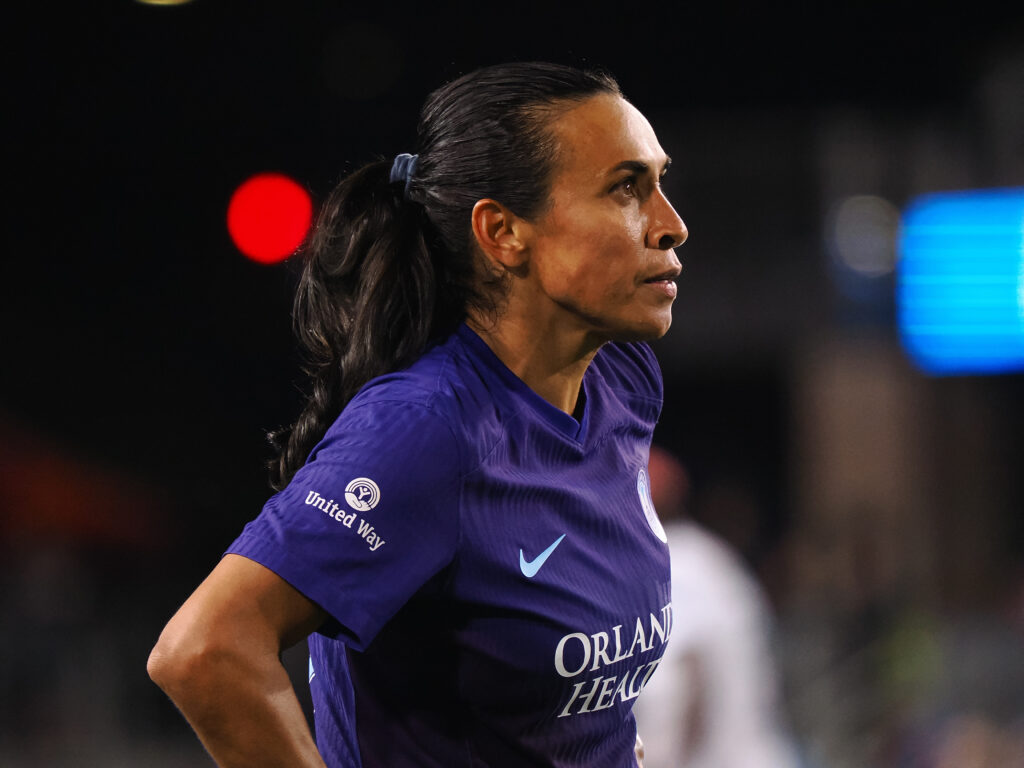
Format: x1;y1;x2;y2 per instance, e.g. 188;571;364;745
269;160;465;490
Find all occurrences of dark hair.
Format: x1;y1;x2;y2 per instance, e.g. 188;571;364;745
270;62;621;489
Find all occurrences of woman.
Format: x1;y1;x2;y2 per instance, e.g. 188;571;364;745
148;61;687;767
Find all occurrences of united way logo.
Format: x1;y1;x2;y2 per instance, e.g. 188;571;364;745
637;469;667;543
345;477;380;512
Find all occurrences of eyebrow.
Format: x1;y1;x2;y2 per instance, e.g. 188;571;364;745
607;157;673;177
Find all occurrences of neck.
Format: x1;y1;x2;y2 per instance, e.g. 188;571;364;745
467;313;600;416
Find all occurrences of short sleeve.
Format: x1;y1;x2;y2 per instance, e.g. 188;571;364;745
227;399;462;650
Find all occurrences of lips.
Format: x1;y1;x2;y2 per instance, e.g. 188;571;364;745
643;266;682;283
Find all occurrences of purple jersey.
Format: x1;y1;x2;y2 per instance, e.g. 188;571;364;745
227;324;672;767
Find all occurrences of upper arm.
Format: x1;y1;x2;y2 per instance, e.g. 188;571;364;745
226;399;463;648
149;554;326;681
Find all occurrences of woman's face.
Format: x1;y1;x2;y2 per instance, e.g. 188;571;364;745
524;93;687;344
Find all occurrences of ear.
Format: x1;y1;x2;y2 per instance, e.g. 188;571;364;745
470;199;529;271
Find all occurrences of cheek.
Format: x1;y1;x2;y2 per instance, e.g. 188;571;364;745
535;209;643;298
588;215;644;290
623;212;644;244
592;209;643;263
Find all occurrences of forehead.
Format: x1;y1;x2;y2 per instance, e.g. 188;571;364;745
548;94;667;181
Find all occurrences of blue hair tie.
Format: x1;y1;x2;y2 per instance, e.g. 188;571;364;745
389;153;418;198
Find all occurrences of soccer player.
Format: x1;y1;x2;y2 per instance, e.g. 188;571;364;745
148;61;688;767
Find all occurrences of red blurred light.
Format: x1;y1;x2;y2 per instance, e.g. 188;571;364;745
227;173;313;264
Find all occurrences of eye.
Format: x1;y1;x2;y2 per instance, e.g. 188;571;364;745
611;175;639;200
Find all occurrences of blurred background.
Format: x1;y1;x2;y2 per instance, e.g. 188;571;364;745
3;1;1023;766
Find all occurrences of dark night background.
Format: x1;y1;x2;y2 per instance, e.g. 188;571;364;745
2;1;1023;766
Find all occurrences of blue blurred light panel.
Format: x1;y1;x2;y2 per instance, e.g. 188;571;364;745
897;188;1024;375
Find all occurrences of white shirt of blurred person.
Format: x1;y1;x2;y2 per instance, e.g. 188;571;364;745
632;445;799;768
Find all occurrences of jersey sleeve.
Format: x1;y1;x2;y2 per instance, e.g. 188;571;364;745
226;399;462;650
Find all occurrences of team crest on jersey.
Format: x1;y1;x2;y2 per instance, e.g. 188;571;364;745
345;477;381;512
637;469;667;543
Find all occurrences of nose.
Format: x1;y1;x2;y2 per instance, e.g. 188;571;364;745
646;188;688;251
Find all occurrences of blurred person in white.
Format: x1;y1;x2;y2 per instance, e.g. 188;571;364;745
633;445;801;768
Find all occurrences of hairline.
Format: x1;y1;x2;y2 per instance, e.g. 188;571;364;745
519;90;624;219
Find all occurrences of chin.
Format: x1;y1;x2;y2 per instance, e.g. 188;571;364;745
608;315;673;343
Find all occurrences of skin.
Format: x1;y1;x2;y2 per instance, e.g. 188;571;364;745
469;92;687;415
148;92;683;768
147;554;328;767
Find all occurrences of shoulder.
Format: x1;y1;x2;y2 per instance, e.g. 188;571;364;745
594;341;662;399
591;341;663;418
311;332;503;473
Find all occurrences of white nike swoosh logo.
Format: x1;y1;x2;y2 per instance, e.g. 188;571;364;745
519;534;566;578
